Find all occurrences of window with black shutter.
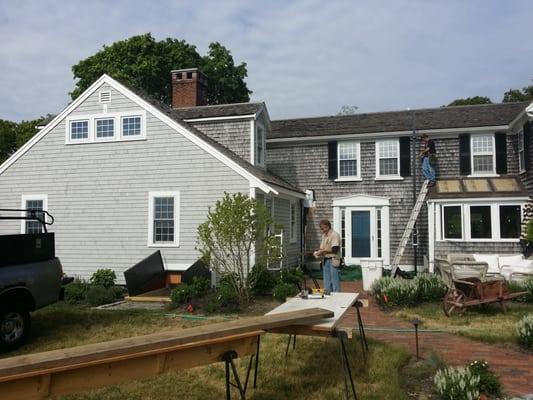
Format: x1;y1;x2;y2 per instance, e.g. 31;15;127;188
328;141;338;179
495;133;507;175
399;136;411;177
459;134;471;175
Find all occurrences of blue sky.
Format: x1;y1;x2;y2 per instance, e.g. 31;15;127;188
1;0;532;122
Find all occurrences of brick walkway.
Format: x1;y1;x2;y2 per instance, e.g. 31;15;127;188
326;280;533;397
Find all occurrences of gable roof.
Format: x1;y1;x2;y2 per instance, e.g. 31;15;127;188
0;75;303;197
270;102;530;140
173;103;265;120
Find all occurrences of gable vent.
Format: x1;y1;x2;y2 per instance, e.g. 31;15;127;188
99;91;111;103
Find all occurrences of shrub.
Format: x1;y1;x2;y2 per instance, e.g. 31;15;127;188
190;277;211;296
86;285;117;306
508;277;533;303
170;284;194;305
280;267;305;286
434;367;480;400
273;281;298;302
517;314;533;349
414;273;448;302
372;274;447;307
90;269;117;288
216;276;240;308
467;360;502;396
371;277;418;307
247;264;276;296
64;279;90;304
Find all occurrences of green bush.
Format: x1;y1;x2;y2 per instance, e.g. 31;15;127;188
517;314;533;349
273;281;298;302
247;264;276;296
86;285;117;306
90;269;117;288
170;284;194;305
190;276;211;296
414;273;448;302
280;267;305;286
64;279;90;304
216;277;240;308
372;274;447;307
467;360;502;396
434;367;480;400
508;277;533;303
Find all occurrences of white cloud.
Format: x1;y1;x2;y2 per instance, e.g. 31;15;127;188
1;0;532;121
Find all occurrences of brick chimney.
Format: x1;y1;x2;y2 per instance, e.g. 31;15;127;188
170;68;208;108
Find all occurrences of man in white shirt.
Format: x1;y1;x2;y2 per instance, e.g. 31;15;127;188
313;219;341;293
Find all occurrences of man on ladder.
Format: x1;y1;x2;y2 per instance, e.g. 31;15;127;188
419;133;436;187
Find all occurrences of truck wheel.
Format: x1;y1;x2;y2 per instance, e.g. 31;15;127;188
0;304;31;352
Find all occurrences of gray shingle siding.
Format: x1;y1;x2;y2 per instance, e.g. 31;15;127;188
435;242;521;257
190;120;252;164
0;83;250;283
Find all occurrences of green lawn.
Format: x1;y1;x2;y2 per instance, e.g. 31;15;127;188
393;301;533;345
1;302;439;399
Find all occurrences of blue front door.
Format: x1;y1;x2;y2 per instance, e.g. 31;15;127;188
351;210;371;258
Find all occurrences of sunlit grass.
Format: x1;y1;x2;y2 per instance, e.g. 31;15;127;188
393;301;533;344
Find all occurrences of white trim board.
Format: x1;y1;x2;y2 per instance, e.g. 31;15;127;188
0;75;277;196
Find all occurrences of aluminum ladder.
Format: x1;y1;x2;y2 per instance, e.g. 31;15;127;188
391;180;430;274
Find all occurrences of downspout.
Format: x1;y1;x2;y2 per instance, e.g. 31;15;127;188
411;110;418;274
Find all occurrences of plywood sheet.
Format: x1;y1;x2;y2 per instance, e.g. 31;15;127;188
436;180;462;193
491;178;520;192
463;179;491;192
265;292;358;330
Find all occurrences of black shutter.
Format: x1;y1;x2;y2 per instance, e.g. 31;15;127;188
399;137;411;177
328;141;338;179
459;134;471;175
524;122;530;172
495;132;507;174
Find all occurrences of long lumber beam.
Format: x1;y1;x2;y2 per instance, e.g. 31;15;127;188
0;308;333;399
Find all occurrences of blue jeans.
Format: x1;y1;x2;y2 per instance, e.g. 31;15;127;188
323;258;341;293
422;156;436;182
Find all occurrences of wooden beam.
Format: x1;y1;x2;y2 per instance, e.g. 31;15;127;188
0;332;260;400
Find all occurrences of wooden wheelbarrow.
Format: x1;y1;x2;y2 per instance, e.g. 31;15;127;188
442;277;527;316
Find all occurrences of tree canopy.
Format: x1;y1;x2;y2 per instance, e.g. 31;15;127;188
446;96;493;107
502;85;533;103
70;33;251;105
0;116;52;164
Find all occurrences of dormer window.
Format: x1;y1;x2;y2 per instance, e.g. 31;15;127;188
255;122;265;166
471;134;495;174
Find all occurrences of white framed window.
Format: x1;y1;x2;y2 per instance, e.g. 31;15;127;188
69;120;89;141
122;116;142;137
289;201;297;243
337;141;360;179
95;118;115;139
148;191;180;247
376;139;400;178
442;205;463;239
255;122;265;166
20;194;48;234
66;111;146;144
438;201;522;241
471;134;495;175
518;129;526;173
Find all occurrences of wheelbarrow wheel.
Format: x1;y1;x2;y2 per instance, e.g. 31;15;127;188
443;289;466;317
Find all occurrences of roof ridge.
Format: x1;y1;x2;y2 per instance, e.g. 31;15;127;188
175;101;264;111
271;101;530;123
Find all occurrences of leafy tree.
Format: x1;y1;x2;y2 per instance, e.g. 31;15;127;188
70;33;251;104
502;85;533;102
337;105;359;115
0;115;52;164
197;193;277;303
446;96;492;106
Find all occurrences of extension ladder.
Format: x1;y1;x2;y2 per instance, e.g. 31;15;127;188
391;180;430;273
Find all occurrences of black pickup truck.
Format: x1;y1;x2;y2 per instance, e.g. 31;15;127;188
0;209;65;351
